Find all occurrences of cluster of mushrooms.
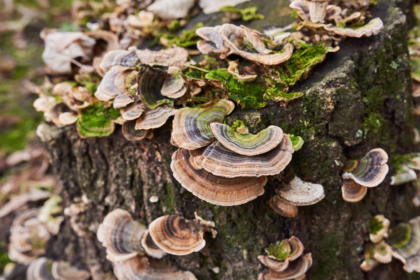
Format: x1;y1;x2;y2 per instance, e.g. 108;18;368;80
24;0;417;277
96;209;215;279
289;0;383;44
258;237;312;280
361;215;420;273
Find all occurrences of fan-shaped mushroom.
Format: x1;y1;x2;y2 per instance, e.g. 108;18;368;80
146;0;195;20
369;215;390;244
52;261;90;280
341;179;367;203
138;65;174;109
210;123;284;156
259;253;312;280
373;240;393;263
120;100;146;121
148;215;206;255
122;120;150;141
269;195;299;218
258;237;304;272
161;67;187;99
389;217;420;260
95;65;131;101
200;136;293;178
97;209;147;262
171;148;267;206
99;49;140;73
141;230;166;259
342;148;389;187
135;47;189;68
324;18;384;38
218;24;294;65
278;177;325;206
27;257;55;280
171;99;235;150
135;106;177;130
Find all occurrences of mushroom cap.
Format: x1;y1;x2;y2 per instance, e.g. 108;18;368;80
306;0;329;23
389;218;420;259
58;112;78;125
288;236;305;261
342;148;389;187
324;18;384;38
171;148;267;206
402;255;420;273
289;1;310;21
325;5;342;22
196;26;231;54
200;137;293;178
218;24;294;65
259;253;312;280
373;241;393;264
269;195;299;218
135;106;177;130
227;61;257;82
210;123;284;156
135;47;189;68
412;57;420;83
149;215;206;255
138;65;173;109
95;65;132;101
49;103;74;126
38;195;64;235
52;261;90;280
97;209;147;263
122;120;149;141
161;67;187;99
76;106;115;138
241;25;272;54
390;166;417;186
99;49;139;72
369;215;390;243
114;94;135;109
279;177;325;206
402;153;420;171
199;0;250;14
27;257;55;280
114;69;138;96
341;179;367;203
146;0;195;20
120;100;146;121
114;257;197;280
141;230;166;259
258;256;290;272
170;99;235;150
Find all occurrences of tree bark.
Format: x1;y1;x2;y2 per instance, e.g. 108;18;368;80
42;0;420;279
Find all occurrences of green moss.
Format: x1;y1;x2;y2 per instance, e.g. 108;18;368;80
264;86;303;102
76;103;116;138
161;184;176;215
278;44;329;86
230;120;247;132
161;23;204;48
363;112;384;138
265;240;291;260
220;6;264;21
0;115;41;154
288;134;304;151
369;217;383;234
206;69;267;109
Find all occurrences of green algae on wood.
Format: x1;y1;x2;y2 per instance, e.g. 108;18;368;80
161;23;204;48
220;6;264;21
76;103;116;138
264;87;303;102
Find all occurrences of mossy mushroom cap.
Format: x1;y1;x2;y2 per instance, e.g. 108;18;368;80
114;256;197;280
27;257;54;280
278;177;325;206
148;215;206;256
170;99;235;150
171;148;267;206
141;230;165;259
135;106;177;130
389;217;420;259
342;148;389;187
373;241;393;264
97;209;147;262
210;123;284;156
199;136;293;178
218;24;294;65
341;179;367;203
369;215;390;243
259;237;305;272
52;261;90;280
258;253;312;280
122;120;150;141
324;18;384;38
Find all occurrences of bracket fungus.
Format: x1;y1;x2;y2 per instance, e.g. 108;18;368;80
341;148;389;202
113;256;197;280
369;215;390;244
97;209;148;262
218;24;295;65
148;215;208;256
199;137;293;178
278;176;325;206
269;195;299;218
27;257;55;280
258;237;305;272
138;65;173;109
52;261;91;280
141;230;166;259
170;99;235;150
171;148;267;206
258;239;312;280
210;123;284;156
161;67;187;99
122;120;150;141
146;0;195;20
135;106;177;130
99;49;140;73
391;153;420;185
9;209;51;265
